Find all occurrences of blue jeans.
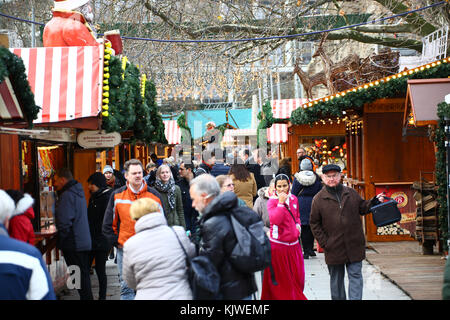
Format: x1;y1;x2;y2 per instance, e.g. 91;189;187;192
116;247;136;300
327;261;363;300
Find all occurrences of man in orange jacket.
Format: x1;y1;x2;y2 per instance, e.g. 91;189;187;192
43;0;100;47
102;159;163;300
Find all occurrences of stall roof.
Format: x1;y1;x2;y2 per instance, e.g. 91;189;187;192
0;77;24;123
271;98;307;119
163;119;181;145
403;78;450;126
10;46;104;129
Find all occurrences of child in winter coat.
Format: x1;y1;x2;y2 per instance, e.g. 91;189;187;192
5;190;35;245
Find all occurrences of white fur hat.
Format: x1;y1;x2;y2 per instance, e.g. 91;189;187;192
54;0;89;11
0;190;15;222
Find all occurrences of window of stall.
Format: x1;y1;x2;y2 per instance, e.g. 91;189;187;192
21;139;67;231
297;136;347;170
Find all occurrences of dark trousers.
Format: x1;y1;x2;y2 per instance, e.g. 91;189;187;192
89;250;109;300
327;262;363;300
63;250;93;300
301;225;315;254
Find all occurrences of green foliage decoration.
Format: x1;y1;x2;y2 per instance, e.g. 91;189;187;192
289;60;450;126
435;101;450;251
0;47;40;126
102;55;135;133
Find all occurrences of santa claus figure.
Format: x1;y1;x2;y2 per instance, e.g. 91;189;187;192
43;0;100;47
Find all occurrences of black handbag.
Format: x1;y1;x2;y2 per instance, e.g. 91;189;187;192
170;228;220;300
370;197;402;227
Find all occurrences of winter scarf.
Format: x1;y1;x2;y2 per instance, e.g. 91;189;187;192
154;178;176;209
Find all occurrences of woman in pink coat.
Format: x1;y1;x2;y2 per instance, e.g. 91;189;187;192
261;174;307;300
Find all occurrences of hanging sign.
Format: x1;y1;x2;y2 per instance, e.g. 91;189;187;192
77;130;121;149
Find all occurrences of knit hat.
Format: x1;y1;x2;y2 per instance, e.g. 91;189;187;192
87;172;107;188
53;0;89;10
300;158;313;171
0;189;15;222
102;165;114;174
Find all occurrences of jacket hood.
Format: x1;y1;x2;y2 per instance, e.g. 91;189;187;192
257;187;270;199
294;171;317;186
11;193;34;218
203;191;237;219
134;211;167;233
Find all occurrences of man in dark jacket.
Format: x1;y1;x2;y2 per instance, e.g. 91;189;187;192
310;164;385;300
87;172;113;300
54;167;93;300
189;174;257;300
195;149;216;177
176;162;199;234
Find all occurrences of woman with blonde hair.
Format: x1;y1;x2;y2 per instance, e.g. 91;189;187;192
154;164;186;229
123;198;195;299
228;164;257;208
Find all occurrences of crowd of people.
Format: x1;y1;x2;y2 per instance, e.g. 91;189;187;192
1;146;392;301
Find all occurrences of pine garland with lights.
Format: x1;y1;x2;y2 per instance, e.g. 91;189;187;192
0;47;40;126
101;55;135;133
290;58;450;125
144;79;167;144
435;101;450;252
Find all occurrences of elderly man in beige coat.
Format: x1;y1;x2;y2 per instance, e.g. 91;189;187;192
122;198;195;300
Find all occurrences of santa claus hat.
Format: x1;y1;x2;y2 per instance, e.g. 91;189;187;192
54;0;90;11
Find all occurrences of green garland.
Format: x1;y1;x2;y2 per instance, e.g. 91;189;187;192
145;80;167;144
0;47;40;126
289;60;450;125
102;55;135;133
102;56;166;144
436;101;450;252
177;113;191;144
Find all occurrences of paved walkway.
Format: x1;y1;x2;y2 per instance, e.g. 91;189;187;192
59;248;412;300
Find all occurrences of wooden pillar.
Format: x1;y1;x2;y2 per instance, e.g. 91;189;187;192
0;133;20;190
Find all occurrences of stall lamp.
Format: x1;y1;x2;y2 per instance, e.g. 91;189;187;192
102;111;109;117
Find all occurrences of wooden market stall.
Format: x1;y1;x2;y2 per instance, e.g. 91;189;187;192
266;57;449;243
0;44;105;292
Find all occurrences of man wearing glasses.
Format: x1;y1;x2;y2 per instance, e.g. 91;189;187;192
310;164;385;300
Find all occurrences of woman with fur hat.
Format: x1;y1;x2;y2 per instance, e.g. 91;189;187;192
122;197;195;299
291;159;323;259
5;190;35;245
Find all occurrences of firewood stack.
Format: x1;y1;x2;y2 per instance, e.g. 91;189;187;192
413;179;439;253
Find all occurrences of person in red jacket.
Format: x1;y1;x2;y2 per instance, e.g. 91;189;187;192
5;190;35;245
261;174;307;300
43;0;100;47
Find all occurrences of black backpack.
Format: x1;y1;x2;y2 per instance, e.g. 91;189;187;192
171;228;220;300
228;207;277;284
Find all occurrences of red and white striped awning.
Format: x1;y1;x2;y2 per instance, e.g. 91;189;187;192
267;123;288;143
271;98;307;119
10;45;104;125
222;128;257;143
0;77;24;122
266;99;307;143
164;120;181;145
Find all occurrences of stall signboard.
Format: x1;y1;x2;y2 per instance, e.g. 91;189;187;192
374;185;416;237
31;127;77;143
77;130;121;149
